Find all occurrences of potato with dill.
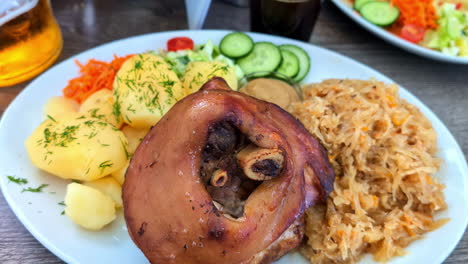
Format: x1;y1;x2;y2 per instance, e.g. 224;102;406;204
65;182;116;230
84;176;123;208
121;125;149;154
113;53;185;129
44;96;79;118
79;89;123;128
183;61;238;93
25;115;129;181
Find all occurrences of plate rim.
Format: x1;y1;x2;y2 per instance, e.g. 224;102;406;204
1;29;467;264
329;0;468;64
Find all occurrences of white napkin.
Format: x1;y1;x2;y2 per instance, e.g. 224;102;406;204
185;0;212;30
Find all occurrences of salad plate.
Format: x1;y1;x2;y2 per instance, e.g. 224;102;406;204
330;0;468;64
0;30;467;264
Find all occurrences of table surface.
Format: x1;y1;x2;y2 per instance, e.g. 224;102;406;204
0;0;467;263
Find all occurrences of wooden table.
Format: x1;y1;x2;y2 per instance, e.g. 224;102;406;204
1;0;466;263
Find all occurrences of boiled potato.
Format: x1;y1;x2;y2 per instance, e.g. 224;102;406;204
122;125;149;154
112;160;128;185
25;115;129;181
84;176;122;208
183;61;237;94
65;183;116;230
80;89;123;128
113;53;185;129
44;96;79;119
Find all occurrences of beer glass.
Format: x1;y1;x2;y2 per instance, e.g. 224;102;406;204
0;0;63;87
250;0;322;41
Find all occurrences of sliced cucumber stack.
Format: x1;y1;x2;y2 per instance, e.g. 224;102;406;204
354;0;374;11
360;2;400;27
237;42;282;76
279;44;310;82
277;50;299;78
220;32;254;58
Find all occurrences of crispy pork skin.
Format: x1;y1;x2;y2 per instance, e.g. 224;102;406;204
123;77;334;264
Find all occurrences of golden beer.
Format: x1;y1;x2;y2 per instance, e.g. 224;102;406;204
0;0;62;87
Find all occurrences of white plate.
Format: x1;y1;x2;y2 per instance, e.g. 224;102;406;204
330;0;468;64
0;30;467;264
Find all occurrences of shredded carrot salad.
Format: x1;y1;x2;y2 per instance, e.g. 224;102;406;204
391;0;438;29
63;54;133;103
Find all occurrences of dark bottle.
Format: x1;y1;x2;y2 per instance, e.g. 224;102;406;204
250;0;322;41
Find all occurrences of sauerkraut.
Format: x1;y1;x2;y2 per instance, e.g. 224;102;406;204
289;79;448;263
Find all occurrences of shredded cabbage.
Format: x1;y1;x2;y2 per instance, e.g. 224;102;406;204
291;79;448;263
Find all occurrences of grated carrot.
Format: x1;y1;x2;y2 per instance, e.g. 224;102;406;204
62;54;133;104
391;0;438;29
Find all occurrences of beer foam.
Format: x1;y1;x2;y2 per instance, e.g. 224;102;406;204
0;0;38;26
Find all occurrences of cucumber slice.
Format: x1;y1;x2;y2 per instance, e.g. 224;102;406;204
237;42;282;76
279;44;310;82
219;32;254;58
277;50;299;78
360;2;400;27
354;0;375;11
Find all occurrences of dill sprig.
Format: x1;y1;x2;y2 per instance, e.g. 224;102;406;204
7;175;28;185
22;184;49;193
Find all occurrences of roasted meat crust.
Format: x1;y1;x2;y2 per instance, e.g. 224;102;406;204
123;77;335;264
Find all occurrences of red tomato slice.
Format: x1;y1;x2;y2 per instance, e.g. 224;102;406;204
400;24;426;44
167;37;194;51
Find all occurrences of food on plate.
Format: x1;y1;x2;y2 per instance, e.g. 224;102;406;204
44;96;79;118
277;49;300;78
359;2;400;27
183;61;238;93
22;33;447;263
25;33;316;232
25;115;128;181
238;42;282;76
123;77;335;264
239;78;300;109
163;39;245;80
121;126;149;154
84;176;123;208
279;44;311;82
113;53;185;129
111;160;129;186
352;0;468;57
290;79;447;263
79;89;123;128
167;36;195;52
422;2;468;56
219;31;255;58
64;183;116;230
63;54;133;103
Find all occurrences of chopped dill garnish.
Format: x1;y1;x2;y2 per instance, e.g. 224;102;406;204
98;140;110;147
99;160;113;173
125;115;132;123
112;98;122;123
88;131;98;139
58;201;66;206
84;120;95;127
89;108;105;120
134;60;143;70
127;104;136;113
7;175;28;185
61;210;65;215
22;184;49;193
120;138;131;160
47;115;57;123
